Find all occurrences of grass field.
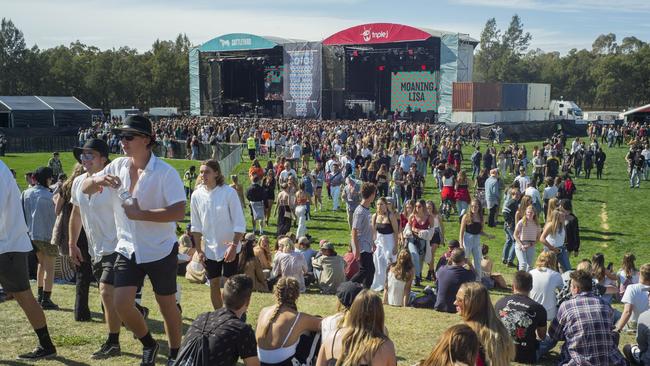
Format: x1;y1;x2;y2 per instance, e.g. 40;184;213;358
1;139;648;365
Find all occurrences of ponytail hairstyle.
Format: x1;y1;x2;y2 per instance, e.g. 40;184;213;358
263;277;300;336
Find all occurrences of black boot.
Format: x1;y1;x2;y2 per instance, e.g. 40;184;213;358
37;287;43;304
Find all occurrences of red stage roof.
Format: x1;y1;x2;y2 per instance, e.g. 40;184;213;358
323;23;434;46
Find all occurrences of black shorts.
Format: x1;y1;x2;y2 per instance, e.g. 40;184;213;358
113;244;178;296
92;253;117;285
205;255;239;280
0;252;31;293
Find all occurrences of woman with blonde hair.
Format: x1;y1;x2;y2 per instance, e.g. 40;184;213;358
256;277;321;365
540;208;571;272
419;324;479;366
529;251;563;320
317;290;397;366
254;235;273;270
271;237;308;292
383;249;415;307
454;282;514;366
513;205;541;271
546;197;559;222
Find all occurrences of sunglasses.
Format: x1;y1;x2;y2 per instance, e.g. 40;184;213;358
120;134;144;141
80;153;96;161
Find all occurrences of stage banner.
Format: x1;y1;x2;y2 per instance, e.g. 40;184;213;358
189;47;200;116
439;33;459;123
283;42;322;119
390;71;439;112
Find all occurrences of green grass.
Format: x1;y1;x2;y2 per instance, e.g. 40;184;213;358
1;140;648;365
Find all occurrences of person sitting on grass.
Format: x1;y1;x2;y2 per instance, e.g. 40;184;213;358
383;249;415;307
615;263;650;334
271;237;308;293
316;289;397;366
419;324;480;366
311;241;346;295
454;282;515;366
176;275;259;366
320;281;364;340
256;277;322;365
434;248;475;313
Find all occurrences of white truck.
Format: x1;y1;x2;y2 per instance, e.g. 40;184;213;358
549;100;584;122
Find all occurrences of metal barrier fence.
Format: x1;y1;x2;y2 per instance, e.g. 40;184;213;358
218;144;244;178
5;135;80;153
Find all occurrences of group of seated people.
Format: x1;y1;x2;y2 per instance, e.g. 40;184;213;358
174;216;649;366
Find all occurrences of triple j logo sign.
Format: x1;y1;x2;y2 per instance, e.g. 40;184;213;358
361;27;389;42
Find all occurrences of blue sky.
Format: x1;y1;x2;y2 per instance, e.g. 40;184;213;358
2;0;648;54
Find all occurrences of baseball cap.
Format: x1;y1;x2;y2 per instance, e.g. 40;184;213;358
73;138;109;163
244;233;257;242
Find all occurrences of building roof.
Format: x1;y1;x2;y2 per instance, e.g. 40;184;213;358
197;33;305;53
0;96;91;111
322;23;478;46
0;96;51;111
622;103;650;116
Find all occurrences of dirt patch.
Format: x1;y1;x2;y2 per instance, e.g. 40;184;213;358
599;203;610;247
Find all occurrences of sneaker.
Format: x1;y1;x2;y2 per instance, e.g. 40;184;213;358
167;357;176;366
140;343;159;366
40;298;60;310
17;346;57;360
507;261;517;268
91;343;121;359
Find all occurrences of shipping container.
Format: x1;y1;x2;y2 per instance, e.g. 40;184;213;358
453;82;502;111
452;111;502;123
527;83;551;110
501;83;528;110
527;109;549;121
501;110;527;122
149;107;178;117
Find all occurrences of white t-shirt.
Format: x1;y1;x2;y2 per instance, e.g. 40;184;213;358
98;154;186;264
514;175;531;192
0;160;32;254
543;186;558;200
190;184;246;261
617;270;639;288
530;267;564;320
621;283;650;323
71;173;118;261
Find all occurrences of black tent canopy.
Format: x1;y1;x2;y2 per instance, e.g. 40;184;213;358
0;96;92;128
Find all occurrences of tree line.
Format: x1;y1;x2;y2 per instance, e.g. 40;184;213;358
1;17;649;113
0;18;190;111
475;15;650;110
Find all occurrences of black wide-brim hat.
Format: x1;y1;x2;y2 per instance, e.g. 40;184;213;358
111;115;153;136
73;138;110;163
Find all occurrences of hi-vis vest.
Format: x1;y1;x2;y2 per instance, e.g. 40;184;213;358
247;137;256;150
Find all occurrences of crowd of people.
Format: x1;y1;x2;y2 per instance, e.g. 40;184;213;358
1;114;649;365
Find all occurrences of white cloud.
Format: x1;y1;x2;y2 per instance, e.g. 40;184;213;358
0;0;362;50
450;0;650;13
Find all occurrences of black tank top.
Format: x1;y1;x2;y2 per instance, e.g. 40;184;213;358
376;222;394;235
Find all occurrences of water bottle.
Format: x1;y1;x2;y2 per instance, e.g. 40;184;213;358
118;188;134;206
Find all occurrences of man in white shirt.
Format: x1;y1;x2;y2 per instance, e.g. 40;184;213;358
398;149;414;173
615;264;650;333
524;180;543;215
514;167;531;192
68;138;123;359
0;160;57;360
82;116;186;366
190;160;246;310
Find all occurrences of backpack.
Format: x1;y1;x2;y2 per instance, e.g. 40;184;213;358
174;313;219;366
